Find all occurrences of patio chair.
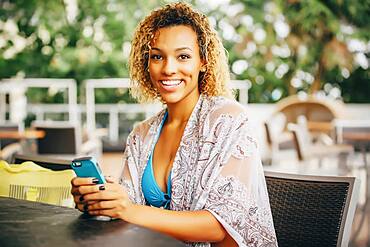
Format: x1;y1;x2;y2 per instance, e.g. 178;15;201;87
0;123;20;148
274;94;344;133
0;123;22;162
265;171;359;247
32;121;102;160
12;153;71;171
287;118;353;171
0;159;75;207
264;113;294;165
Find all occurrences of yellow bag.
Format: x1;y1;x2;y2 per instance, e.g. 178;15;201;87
0;160;75;207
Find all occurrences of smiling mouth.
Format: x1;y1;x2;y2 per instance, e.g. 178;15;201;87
160;80;183;86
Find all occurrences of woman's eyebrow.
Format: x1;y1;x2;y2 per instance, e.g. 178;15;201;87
175;47;193;52
151;47;193;52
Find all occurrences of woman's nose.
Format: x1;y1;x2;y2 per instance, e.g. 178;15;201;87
162;58;177;75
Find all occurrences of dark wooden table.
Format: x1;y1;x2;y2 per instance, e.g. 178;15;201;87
0;197;185;247
0;130;45;153
0;130;45;139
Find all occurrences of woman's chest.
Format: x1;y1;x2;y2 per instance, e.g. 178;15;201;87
152;124;186;191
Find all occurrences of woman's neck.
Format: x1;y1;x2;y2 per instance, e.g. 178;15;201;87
165;93;200;126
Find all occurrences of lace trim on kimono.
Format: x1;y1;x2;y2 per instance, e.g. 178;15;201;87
204;176;277;246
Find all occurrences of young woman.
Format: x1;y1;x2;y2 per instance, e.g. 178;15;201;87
71;2;277;246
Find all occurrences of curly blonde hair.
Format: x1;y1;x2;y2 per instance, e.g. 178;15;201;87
129;2;231;103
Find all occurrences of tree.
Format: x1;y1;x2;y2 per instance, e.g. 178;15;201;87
1;0;369;104
205;0;369;102
0;0;158;103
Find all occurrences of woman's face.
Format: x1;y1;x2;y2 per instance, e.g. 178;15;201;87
148;25;204;105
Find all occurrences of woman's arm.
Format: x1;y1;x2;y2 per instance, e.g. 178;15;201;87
72;177;234;244
125;205;225;242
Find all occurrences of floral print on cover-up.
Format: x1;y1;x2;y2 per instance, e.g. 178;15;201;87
119;95;278;247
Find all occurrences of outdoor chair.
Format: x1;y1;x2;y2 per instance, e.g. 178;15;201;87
12;153;71;171
265;171;359;247
274;94;344;133
32;121;102;160
0;123;21;148
0;157;75;207
263;113;294;165
287;117;353;171
0;123;23;162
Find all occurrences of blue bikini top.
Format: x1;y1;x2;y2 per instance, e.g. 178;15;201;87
142;111;171;209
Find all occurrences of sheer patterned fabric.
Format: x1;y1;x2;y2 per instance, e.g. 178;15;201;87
119;95;277;246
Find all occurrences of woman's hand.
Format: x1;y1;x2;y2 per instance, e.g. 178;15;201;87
71;177;98;213
70;177;132;220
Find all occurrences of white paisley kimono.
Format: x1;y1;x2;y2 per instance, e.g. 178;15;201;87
119;95;278;247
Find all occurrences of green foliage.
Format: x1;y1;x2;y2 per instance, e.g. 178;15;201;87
0;0;158;102
225;0;369;102
0;0;369;103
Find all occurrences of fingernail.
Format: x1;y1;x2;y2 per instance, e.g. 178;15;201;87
92;178;99;184
99;185;105;191
83;204;88;212
79;196;84;202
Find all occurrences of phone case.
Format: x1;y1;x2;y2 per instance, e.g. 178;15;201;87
71;157;106;184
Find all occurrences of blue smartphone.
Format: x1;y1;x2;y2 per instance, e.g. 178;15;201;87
71;157;106;184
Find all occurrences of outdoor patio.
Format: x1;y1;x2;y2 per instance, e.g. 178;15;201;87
1;0;369;246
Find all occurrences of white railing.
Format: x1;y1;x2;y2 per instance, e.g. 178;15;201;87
231;79;250;104
2;77;370;157
84;78;163;142
0;78;78;124
84;78;251;142
1;77;251;143
27;104;82;122
0;81;15;123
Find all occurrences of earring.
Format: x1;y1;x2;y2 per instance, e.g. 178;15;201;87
200;67;206;72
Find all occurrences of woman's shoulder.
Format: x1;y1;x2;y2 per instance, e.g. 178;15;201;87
131;109;166;136
202;95;247;119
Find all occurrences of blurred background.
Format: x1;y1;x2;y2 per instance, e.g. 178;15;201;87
1;0;369;102
0;0;369;246
1;0;369;149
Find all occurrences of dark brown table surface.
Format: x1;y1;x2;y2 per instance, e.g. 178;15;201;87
0;197;185;247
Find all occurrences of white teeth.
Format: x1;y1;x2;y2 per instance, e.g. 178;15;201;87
161;80;182;86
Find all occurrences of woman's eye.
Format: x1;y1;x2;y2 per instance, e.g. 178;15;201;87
179;54;191;60
150;54;162;60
